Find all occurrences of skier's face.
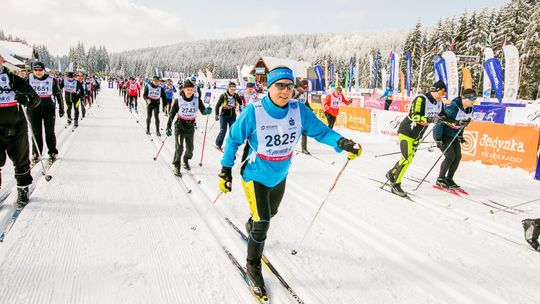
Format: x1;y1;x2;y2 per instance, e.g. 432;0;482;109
184;87;194;97
33;68;45;78
269;80;294;106
245;87;254;95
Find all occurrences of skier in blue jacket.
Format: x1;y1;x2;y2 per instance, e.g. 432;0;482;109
433;88;475;190
218;66;362;301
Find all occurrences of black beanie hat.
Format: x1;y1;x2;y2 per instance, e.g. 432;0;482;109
183;79;195;88
429;80;447;92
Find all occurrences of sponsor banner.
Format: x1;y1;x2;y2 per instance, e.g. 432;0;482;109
482;48;494;102
502;45;520;104
472;105;507;124
484;58;504;102
310;103;328;124
364;97;385;110
536;151;540;180
310;94;322;104
442;51;459;100
462;121;540;172
398;99;412;113
504;104;540;128
345;107;371;133
310;103;371;133
371;109;407;137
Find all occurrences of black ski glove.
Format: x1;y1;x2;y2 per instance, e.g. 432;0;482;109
218;166;232;193
457;118;472;127
338;137;363;160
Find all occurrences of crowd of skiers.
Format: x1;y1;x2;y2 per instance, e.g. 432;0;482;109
0;54;100;209
115;65;539;304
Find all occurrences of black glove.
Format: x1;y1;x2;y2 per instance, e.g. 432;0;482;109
337;137;363;160
218;166;232;193
457;136;466;144
457;118;472;127
436;140;445;150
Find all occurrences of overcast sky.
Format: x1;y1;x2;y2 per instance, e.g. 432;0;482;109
3;0;508;56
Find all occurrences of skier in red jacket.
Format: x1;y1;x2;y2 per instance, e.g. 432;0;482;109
322;86;351;129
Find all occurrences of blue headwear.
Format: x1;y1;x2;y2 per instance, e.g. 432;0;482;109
267;67;294;88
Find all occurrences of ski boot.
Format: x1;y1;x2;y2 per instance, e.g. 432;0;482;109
174;166;182;177
446;178;461;190
301;149;311;155
156;130;162;137
183;160;191;171
391;183;407;197
48;153;58;166
385;170;396;185
74;120;79;128
246;260;268;303
31;155;40;166
146;130;151;135
522;219;540;251
436;178;451;189
17;186;29;208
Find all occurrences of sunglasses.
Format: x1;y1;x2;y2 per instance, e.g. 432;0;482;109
465;96;477;101
438;89;446;95
33;69;44;72
274;83;294;90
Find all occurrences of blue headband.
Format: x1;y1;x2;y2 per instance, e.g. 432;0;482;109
267;67;294;88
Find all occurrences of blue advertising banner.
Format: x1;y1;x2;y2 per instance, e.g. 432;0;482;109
484;58;504;103
314;65;324;92
536;151;540;180
472;105;507;123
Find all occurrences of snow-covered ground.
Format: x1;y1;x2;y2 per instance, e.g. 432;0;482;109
0;87;539;304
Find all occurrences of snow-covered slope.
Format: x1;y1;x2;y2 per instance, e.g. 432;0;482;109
0;87;538;304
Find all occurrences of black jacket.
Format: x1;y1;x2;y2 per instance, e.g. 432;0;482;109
0;67;40;126
215;91;242;116
143;84;166;105
28;74;64;114
61;79;85;104
167;90;206;133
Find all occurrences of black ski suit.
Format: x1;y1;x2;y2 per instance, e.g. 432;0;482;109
0;67;40;187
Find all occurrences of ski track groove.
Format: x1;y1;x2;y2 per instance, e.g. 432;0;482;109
130;110;256;303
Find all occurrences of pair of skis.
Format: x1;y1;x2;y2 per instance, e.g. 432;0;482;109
0;157;57;242
406;176;530;214
223;217;304;304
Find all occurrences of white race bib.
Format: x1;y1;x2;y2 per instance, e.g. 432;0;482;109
0;73;16;107
177;93;199;120
254;100;302;161
147;85;161;100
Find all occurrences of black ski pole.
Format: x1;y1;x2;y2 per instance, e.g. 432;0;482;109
413;126;464;191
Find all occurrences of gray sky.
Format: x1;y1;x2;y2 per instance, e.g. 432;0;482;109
3;0;508;56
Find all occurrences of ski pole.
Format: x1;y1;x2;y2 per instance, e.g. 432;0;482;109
291;158;351;256
198;115;210;166
153;136;168;160
380;126;434;189
413;126;464;191
190;192;223;231
375;144;436;158
490;197;540;214
22;109;52;182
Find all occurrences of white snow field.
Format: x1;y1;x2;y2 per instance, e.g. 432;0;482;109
0;87;539;304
